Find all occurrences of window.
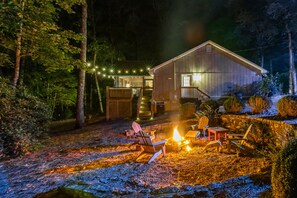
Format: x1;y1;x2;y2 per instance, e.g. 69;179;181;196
182;74;192;87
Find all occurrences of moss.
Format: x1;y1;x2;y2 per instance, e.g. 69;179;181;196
271;139;297;198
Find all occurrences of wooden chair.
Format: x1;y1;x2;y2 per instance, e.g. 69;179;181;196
185;116;209;141
226;124;254;154
136;131;167;164
204;124;254;153
132;121;155;140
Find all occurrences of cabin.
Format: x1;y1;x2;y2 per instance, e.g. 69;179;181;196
106;41;268;120
149;40;267;113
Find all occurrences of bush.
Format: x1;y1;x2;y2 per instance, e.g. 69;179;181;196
180;102;196;118
247;96;271;114
277;95;297;117
0;78;51;159
255;74;282;97
272;139;297;197
200;100;220;111
223;96;244;113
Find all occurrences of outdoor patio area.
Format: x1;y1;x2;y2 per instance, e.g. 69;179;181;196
0;116;272;197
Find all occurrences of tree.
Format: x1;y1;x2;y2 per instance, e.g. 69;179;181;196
0;0;82;87
235;0;278;67
75;1;87;128
267;0;297;94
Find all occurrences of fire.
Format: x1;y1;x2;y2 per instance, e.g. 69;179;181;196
172;127;192;151
173;127;183;142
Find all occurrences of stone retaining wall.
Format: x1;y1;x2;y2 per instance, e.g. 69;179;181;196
221;114;297;148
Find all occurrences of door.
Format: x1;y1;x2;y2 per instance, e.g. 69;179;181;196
181;74;193;98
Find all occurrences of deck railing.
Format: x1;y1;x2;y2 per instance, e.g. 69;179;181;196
181;87;210;100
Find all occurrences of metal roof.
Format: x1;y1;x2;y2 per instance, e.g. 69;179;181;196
150;40;268;75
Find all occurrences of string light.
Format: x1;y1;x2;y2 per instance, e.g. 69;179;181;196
92;68;96;72
110;69;114;73
118;70;121;74
125;70;129;74
97;72;101;75
140;69;143;72
102;68;106;71
133;70;136;73
103;74;106;77
87;62;91;67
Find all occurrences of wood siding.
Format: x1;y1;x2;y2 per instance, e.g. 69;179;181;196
106;87;133;120
153;62;175;101
153;44;262;102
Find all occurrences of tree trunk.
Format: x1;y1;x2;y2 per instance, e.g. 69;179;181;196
76;2;87;128
12;0;25;87
90;0;104;113
286;24;297;94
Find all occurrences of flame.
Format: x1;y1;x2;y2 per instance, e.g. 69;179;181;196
173;127;182;142
172;126;192;152
186;145;192;151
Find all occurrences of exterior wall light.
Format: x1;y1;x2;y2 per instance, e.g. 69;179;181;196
193;73;201;81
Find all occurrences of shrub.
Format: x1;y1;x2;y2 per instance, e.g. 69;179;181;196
247;96;271;114
255;74;282;97
277;95;297;117
0;78;51;159
180;102;196;118
223;96;244;113
200;100;220;111
272;139;297;197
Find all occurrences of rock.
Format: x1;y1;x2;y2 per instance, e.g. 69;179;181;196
181;185;193;191
99;178;109;184
193;186;213;197
90;184;110;192
154;186;180;194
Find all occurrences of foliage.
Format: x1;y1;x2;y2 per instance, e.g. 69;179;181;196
0;78;51;158
223;96;244;114
272;139;297;197
0;0;83;70
279;73;289;94
255;74;282;97
277;95;297;117
26;70;77;120
199;100;220;111
195;105;220;126
247;96;271;114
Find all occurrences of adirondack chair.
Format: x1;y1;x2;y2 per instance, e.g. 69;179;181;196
136;131;167;164
204;124;254;153
185;116;209;141
132;121;155;140
226;124;254;154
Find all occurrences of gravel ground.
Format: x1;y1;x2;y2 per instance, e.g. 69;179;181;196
0;117;271;198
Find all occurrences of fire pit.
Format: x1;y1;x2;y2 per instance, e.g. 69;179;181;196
166;127;192;152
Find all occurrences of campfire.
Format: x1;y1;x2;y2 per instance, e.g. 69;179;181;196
167;127;192;152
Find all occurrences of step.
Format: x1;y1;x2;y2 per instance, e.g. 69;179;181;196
139;111;152;117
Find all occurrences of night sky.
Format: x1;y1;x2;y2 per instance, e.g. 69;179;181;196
87;0;294;75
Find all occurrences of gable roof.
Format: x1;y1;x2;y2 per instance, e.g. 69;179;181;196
150;40;268;75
